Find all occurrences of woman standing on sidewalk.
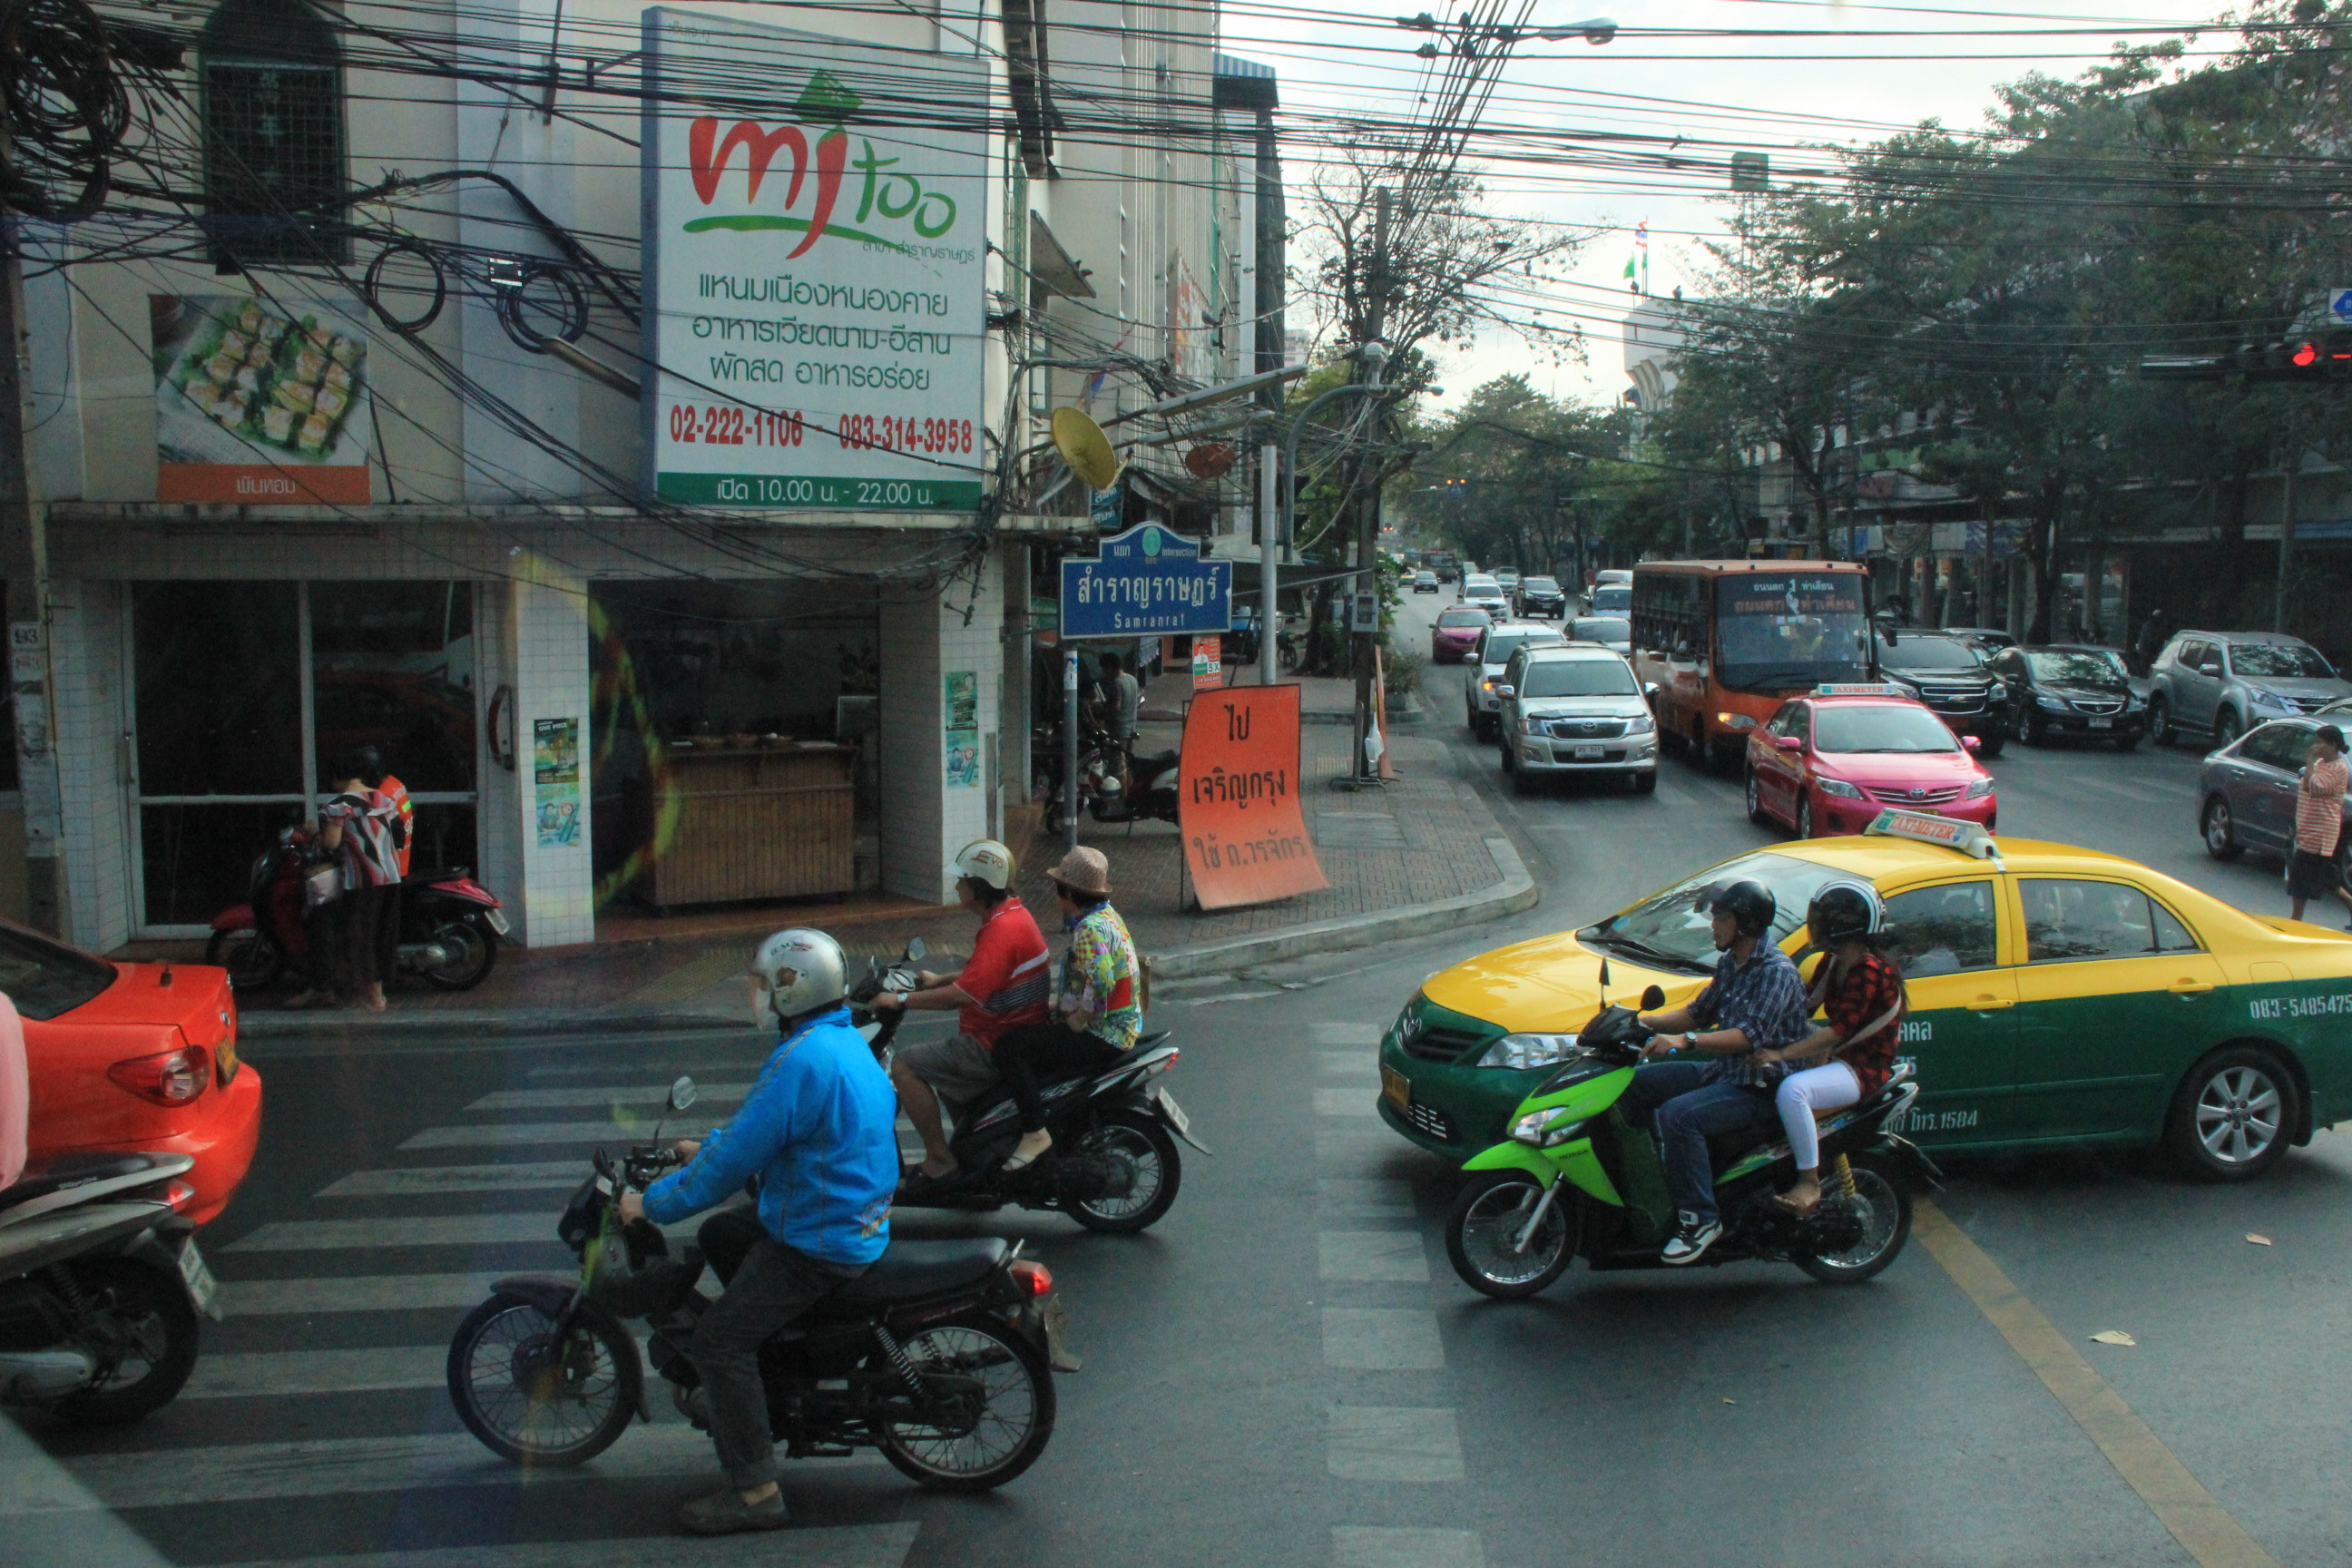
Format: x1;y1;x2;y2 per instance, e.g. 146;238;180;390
993;848;1141;1172
317;750;405;1011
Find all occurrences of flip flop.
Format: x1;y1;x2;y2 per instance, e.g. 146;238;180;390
1771;1192;1822;1219
1003;1138;1053;1173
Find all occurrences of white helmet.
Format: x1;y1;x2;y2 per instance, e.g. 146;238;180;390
749;928;848;1022
954;838;1015;893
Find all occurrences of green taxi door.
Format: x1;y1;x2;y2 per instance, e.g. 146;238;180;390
1876;877;2018;1145
2010;877;2226;1140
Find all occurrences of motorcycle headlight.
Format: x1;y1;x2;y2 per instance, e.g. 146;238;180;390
1510;1108;1590;1147
1624;713;1655;735
1478;1033;1581;1070
1816;777;1864;799
1965;777;1995;799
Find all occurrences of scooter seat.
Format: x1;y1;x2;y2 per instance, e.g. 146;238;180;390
836;1239;1007;1302
1132;749;1180;772
0;1152;164;1218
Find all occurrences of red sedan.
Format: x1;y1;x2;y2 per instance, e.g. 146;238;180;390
8;923;260;1225
1742;685;1997;840
1430;606;1491;663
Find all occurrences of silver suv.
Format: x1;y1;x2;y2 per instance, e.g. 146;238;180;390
2148;631;2352;748
1465;621;1563;740
1495;643;1658;795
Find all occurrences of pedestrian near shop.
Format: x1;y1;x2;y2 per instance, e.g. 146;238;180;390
2288;725;2352;929
318;750;406;1010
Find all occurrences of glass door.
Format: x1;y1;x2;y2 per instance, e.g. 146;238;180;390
309;582;477;873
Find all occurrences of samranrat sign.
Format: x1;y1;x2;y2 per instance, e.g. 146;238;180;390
641;10;985;511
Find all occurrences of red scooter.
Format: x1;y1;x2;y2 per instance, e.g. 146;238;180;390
207;825;509;992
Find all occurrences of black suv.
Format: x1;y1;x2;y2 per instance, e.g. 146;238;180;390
1875;630;2009;757
1515;576;1567;618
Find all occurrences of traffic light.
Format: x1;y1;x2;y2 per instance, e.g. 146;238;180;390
2238;330;2352;382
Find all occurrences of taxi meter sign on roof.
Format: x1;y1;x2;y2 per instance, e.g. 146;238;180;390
1815;683;1906;699
1867;808;1999;859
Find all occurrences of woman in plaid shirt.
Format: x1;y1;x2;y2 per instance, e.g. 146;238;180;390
1762;880;1906;1219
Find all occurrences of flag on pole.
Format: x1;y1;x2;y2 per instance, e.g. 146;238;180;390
1624;220;1649;294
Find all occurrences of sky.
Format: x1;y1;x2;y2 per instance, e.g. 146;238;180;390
1213;0;2239;413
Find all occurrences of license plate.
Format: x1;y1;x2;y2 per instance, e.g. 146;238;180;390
1381;1063;1410;1112
2088;717;2113;730
1042;1292;1081;1373
177;1237;222;1320
1155;1086;1191;1136
485;909;512;936
1573;745;1605;760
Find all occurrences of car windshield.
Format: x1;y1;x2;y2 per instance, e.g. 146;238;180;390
1588;587;1631;613
1438;609;1487;628
1573;618;1631;642
1415;572;1436;583
1883;637;1984;671
2029;650;2128;685
1482;632;1559;666
1716;573;1871;692
1579;851;1847;973
0;920;117;1021
1519;658;1638;698
1524;578;1559;593
1813;703;1963;754
1465;580;1501;594
2230;642;2336;678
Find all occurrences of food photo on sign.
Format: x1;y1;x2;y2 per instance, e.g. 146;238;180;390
151;295;375;504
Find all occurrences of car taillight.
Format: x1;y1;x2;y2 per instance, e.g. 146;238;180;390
108;1046;211;1106
1007;1259;1053;1298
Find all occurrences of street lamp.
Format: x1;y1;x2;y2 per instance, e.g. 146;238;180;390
1396;13;1615;54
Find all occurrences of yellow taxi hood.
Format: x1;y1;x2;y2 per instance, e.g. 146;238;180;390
1421;929;1700;1034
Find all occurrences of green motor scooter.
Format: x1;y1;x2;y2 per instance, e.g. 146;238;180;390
1443;984;1941;1298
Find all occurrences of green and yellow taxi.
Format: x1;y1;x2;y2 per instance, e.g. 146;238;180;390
1378;815;2352;1181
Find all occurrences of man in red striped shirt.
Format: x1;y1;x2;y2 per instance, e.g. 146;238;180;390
2289;726;2352;928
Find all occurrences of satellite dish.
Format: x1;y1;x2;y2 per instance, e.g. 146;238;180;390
1052;407;1123;491
1183;442;1237;481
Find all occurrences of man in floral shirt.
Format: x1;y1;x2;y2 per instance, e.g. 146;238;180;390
992;848;1140;1171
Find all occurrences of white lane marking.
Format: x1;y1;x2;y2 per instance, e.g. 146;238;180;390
465;1083;750;1112
217;1527;922;1568
316;1163;585;1199
1311;1023;1386;1045
1318;1051;1376;1076
1318;1179;1415;1216
400;1121;655;1150
2065;773;2181;805
0;1428;882;1514
227;1215;560;1252
526;1064;728;1082
1315;1088;1381;1119
1331;1527;1485;1568
184;1346;446;1399
1314;1125;1400;1162
1319;1231;1430;1283
217;1274;509;1315
1327;1407;1466;1483
1321;1308;1445;1370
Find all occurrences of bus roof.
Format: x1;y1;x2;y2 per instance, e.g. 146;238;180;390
1632;560;1865;574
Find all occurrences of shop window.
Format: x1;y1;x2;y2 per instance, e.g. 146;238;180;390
311;581;477;873
201;0;347;265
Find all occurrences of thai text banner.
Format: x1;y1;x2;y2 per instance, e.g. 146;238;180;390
1180;684;1328;910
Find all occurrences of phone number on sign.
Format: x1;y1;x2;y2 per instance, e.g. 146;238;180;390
666;404;973;455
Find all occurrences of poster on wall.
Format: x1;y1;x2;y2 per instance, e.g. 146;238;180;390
534;716;583;846
642;8;986;512
943;671;979;788
150;294;374;504
1179;684;1327;910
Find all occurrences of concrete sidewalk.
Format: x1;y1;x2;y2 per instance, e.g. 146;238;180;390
143;674;1532;1041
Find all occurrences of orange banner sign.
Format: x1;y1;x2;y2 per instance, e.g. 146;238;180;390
1180;683;1328;910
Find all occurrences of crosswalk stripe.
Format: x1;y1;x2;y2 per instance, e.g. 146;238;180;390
226;1215;560;1252
0;1427;883;1514
1331;1526;1485;1567
217;1273;511;1315
400;1121;662;1150
465;1083;751;1112
1314;1088;1380;1118
317;1162;586;1199
185;1346;447;1398
218;1524;922;1568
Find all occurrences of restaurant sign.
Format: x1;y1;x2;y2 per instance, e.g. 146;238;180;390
642;9;985;511
1059;524;1231;639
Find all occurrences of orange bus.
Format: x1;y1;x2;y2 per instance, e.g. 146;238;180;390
1629;560;1877;772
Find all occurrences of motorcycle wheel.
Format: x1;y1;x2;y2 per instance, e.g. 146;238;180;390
204;927;287;993
1794;1154;1912;1285
1066;1111;1181;1233
1445;1171;1574;1299
417;916;498;991
446;1293;641;1465
50;1259;201;1428
876;1315;1056;1491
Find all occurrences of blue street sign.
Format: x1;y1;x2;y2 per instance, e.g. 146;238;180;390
1060;523;1231;638
2333;289;2352;323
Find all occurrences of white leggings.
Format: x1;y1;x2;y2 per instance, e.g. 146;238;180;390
1776;1062;1861;1172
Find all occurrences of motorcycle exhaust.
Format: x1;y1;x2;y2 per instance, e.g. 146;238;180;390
398;942;451;967
0;1349;96;1401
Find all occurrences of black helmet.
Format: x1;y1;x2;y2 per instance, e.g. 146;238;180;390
1806;879;1885;947
1697;877;1777;939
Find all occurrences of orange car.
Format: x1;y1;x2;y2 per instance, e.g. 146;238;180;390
6;923;260;1226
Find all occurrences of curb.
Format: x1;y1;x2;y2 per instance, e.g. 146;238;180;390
237;1004;746;1043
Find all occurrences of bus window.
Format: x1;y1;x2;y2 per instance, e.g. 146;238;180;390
1714;573;1871;691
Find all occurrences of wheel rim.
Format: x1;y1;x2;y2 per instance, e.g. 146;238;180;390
1074;1123;1164;1220
1745;773;1760;816
882;1324;1038;1478
460;1304;622;1454
2195;1064;2282;1165
1810;1168;1900;1271
2205;802;2231;853
83;1283;173;1392
424;921;485;983
1457;1179;1567;1287
2217;710;2240;745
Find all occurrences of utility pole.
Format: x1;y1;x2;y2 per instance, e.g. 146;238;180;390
0;219;65;935
1258;441;1280;685
2277;456;2298;634
1351;187;1393;784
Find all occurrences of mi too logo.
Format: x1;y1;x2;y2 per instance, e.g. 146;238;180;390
685;70;958;257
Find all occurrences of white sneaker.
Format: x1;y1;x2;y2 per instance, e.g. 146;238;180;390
1661;1214;1723;1266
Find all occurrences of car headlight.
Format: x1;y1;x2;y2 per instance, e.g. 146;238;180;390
2037;694;2070;710
1510;1108;1591;1147
1624;713;1654;735
1478;1033;1581;1071
1965;777;1994;799
1816;777;1864;799
2250;688;2293;710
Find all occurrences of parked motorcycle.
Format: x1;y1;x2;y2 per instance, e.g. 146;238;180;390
207;824;508;992
1443;981;1939;1298
446;1077;1063;1489
0;1150;218;1426
1044;720;1181;836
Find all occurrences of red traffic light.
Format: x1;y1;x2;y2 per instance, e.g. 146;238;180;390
2293;341;2319;368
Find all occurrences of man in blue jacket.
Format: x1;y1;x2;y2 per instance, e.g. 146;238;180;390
619;928;898;1535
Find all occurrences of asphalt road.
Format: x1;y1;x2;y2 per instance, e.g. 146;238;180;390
14;593;2350;1568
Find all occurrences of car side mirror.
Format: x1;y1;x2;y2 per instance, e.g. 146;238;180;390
1642;682;1661;702
1775;735;1803;751
668;1075;698;1112
1961;734;1982;753
1494;684;1514;700
1639;984;1666;1011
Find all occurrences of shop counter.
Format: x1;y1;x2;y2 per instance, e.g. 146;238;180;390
632;742;856;907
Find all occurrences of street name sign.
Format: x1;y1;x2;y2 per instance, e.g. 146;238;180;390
1060;524;1231;638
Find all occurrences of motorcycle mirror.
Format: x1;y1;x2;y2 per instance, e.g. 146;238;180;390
1639;984;1666;1011
668;1075;698;1112
905;937;926;963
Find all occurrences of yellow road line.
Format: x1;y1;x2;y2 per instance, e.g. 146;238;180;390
1915;1201;2281;1568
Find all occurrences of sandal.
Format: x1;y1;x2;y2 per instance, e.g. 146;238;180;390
1002;1132;1054;1173
1771;1191;1822;1219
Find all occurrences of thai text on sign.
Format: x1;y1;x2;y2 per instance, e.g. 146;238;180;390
1180;684;1328;909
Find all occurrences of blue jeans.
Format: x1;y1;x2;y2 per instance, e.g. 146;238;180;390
1620;1061;1779;1226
